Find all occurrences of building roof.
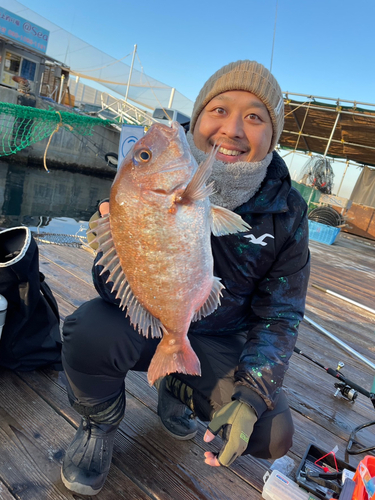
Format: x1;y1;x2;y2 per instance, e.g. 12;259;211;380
281;93;375;167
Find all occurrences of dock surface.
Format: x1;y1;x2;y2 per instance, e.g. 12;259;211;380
0;232;374;499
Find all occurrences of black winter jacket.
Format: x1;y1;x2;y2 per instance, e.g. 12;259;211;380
92;151;310;418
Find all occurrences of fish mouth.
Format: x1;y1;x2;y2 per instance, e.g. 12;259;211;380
144;181;187;197
156;161;193;175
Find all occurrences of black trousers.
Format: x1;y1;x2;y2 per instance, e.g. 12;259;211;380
62;297;294;459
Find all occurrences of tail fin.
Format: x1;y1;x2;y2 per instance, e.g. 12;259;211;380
147;336;201;386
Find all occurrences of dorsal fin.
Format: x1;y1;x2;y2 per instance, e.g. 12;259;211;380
210;205;251;236
180;145;218;202
88;215;163;338
192;276;224;322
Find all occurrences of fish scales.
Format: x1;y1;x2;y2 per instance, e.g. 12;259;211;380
110;174;213;333
92;121;251;385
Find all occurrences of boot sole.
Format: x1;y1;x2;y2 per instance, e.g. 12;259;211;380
61;469;104;496
159;417;198;441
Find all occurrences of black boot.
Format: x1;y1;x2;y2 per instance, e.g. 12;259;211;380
61;391;125;496
157;376;198;440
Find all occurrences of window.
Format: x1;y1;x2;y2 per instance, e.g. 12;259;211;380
4;52;21;74
176;112;190;125
21;59;36;81
153;108;174;120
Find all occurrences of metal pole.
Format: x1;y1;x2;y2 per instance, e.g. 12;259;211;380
58;74;65;104
283;91;375;109
283;129;375;152
168;87;175;109
323;108;341;158
124;44;137;106
285;101;375;120
336;160;349;197
304;315;375;370
312;284;375;315
270;0;278;72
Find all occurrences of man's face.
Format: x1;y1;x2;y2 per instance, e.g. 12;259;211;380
193;91;273;163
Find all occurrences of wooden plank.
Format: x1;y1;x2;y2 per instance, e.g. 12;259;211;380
24;235;374;497
308;237;375;310
0;480;17;500
19;369;262;500
120;367;368;482
38;244;95;285
38;258;97;309
0;369;152;500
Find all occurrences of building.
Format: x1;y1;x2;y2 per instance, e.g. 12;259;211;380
0;5;70;104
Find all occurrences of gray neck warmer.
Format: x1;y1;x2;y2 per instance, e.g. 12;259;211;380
186;132;273;211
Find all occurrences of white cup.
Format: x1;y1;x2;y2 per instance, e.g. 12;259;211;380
0;294;8;340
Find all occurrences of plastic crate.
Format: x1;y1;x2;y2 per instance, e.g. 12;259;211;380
308;220;341;245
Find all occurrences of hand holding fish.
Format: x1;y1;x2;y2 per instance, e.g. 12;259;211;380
203;401;257;467
98;201;109;216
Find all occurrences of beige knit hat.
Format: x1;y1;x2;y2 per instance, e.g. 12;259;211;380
190;60;284;152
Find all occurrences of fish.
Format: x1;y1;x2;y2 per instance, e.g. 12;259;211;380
90;121;251;386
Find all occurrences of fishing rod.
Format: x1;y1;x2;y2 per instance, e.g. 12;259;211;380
294;347;375;462
294;346;375;404
293;346;375;458
303;315;375;371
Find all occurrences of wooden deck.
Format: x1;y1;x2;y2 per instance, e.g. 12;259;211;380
0;232;374;499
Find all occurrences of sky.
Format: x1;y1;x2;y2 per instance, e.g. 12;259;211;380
9;0;375;198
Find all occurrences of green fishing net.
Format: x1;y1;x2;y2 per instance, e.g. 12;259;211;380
0;102;116;156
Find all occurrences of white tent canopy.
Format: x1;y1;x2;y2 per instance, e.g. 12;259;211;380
2;0;194;115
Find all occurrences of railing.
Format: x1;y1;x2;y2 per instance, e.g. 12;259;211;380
99;94;158;127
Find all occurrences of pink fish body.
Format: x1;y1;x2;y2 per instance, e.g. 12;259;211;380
91;122;250;385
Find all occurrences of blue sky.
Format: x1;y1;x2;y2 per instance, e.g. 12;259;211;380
15;0;375;104
13;0;375;197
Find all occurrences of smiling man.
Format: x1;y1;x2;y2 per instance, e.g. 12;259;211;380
61;60;310;494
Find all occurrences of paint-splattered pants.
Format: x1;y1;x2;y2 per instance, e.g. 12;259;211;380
62;297;294;459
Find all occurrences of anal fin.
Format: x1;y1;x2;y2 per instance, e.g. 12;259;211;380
192;276;224;322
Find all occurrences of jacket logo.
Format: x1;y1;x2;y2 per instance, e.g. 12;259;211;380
244;233;274;246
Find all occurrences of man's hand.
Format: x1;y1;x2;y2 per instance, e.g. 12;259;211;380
98;201;109;216
86;200;110;250
203;400;257;467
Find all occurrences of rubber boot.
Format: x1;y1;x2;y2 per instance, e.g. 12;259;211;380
61;390;125;496
157;376;198;440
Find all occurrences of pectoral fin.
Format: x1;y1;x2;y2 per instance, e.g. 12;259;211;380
179;145;218;202
210;205;251;236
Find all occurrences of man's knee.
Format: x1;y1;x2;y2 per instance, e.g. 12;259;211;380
62;298;147;376
267;418;294;459
245;403;294;460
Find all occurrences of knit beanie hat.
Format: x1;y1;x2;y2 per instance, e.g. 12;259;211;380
190;60;284;152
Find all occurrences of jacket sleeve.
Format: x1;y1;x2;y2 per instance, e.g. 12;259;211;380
232;202;310;417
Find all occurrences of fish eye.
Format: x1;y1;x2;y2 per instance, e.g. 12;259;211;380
134;148;152;163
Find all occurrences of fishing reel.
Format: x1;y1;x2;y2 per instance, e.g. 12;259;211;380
332;362;358;402
334;383;358;402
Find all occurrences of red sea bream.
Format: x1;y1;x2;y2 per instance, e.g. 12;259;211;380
90;122;250;385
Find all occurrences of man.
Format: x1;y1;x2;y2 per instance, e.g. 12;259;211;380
12;75;32;94
61;60;310;495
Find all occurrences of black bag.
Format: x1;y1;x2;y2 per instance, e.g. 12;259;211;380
0;226;62;371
